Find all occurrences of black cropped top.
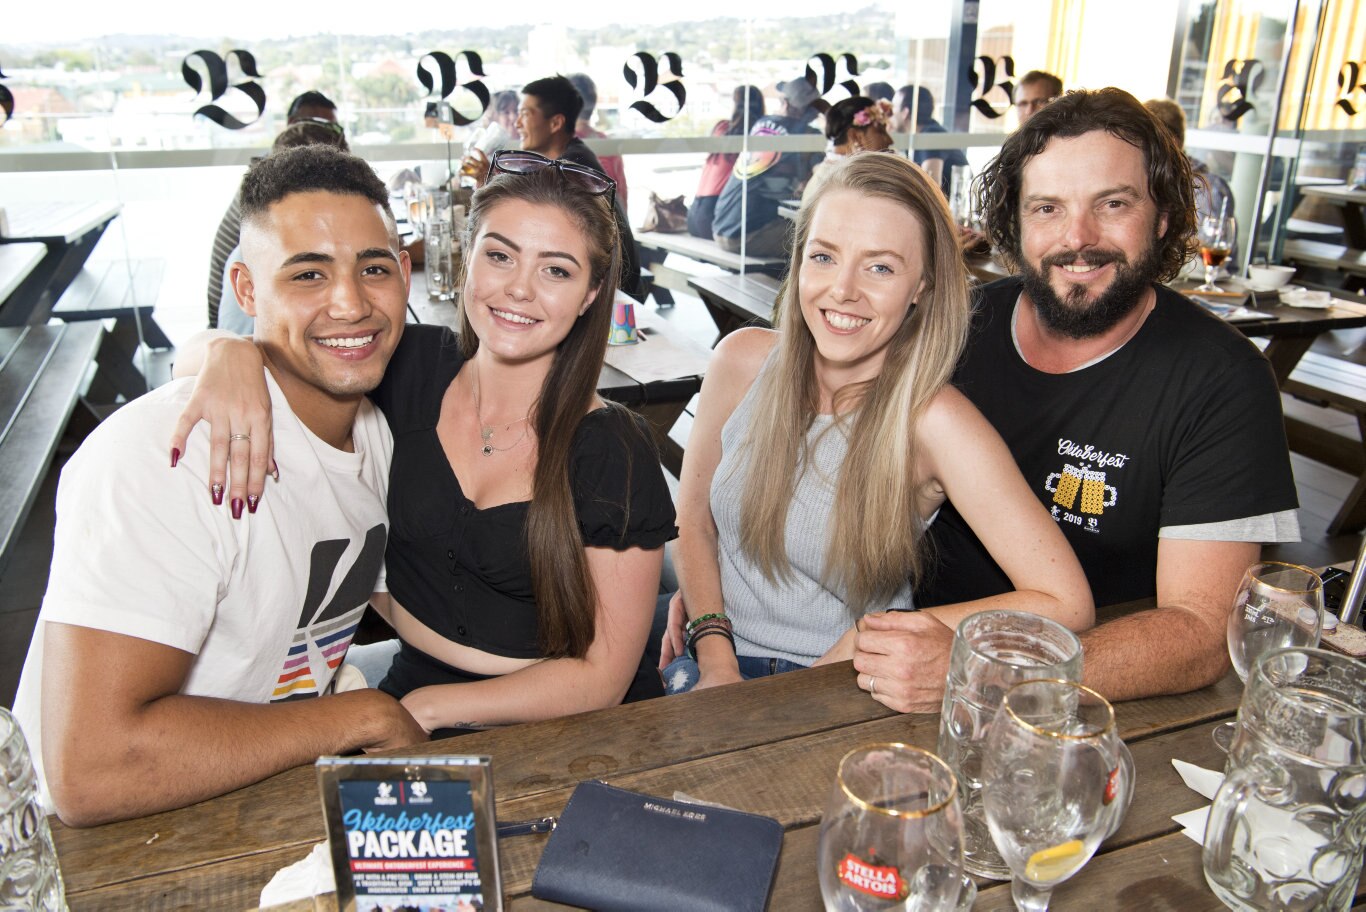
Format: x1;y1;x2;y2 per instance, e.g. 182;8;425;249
369;324;678;659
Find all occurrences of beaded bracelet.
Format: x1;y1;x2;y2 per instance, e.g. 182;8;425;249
686;626;735;660
685;618;732;642
685;612;731;634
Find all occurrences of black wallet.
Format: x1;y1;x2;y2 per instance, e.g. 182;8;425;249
531;779;784;911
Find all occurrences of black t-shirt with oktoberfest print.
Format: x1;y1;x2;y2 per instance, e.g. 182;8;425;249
917;277;1298;610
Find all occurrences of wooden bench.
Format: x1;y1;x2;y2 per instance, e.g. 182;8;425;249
1283;349;1366;533
1283;239;1366;292
53;258;172;402
687;272;780;343
636;231;786;308
0;323;102;577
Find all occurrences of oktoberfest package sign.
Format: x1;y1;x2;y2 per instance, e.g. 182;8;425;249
317;756;501;911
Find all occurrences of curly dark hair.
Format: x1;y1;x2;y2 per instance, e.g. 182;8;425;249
238;145;390;223
977;87;1197;282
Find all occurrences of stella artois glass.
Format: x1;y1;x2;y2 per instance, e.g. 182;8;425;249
817;743;974;911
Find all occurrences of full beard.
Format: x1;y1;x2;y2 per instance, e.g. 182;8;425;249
1018;242;1162;340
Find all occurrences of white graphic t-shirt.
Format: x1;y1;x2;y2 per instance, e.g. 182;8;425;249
12;370;392;808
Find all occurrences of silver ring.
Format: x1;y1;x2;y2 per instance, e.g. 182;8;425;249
869;676;877;695
229;434;251;442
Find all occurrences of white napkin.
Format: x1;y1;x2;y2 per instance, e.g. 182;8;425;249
1170;759;1224;845
258;841;335;909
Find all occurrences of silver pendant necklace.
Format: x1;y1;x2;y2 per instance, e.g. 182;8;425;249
473;362;530;457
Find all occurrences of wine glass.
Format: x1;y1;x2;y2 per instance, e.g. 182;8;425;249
1226;561;1324;683
1196;215;1236;292
1213;561;1324;753
982;680;1132;912
817;743;976;912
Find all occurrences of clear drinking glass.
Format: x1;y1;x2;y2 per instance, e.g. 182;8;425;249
0;708;67;911
817;744;975;912
1196;214;1237;292
425;220;457;302
1203;647;1366;911
947;165;976;232
936;610;1083;880
982;680;1133;912
1226;562;1324;684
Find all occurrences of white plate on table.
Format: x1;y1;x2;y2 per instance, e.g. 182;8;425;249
1281;289;1332;309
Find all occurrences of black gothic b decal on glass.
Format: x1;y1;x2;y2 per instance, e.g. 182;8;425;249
806;53;860;101
417;51;490;127
1217;59;1263;123
968;55;1015;118
1337;61;1365;116
0;63;13;127
624;52;686;123
181;49;266;130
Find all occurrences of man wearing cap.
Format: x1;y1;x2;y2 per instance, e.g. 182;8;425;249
711;78;823;257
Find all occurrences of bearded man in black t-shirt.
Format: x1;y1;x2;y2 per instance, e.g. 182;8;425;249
853;88;1298;710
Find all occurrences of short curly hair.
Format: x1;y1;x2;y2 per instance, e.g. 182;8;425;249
977;87;1197;282
239;145;389;223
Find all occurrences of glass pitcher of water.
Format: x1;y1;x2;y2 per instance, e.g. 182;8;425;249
1203;647;1366;911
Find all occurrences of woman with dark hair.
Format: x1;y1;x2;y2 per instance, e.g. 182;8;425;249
801;96;895;202
687;85;765;238
172;158;676;737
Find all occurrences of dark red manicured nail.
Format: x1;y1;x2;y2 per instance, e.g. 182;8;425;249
211;483;224;506
247;494;260;514
170;447;180;468
231;498;244;520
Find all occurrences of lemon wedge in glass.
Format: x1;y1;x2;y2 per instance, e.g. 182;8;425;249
1024;839;1086;882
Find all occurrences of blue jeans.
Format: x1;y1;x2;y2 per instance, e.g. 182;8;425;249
663;654;808;695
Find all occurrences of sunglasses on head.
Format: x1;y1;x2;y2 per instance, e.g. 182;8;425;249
487;150;616;208
298;116;345;135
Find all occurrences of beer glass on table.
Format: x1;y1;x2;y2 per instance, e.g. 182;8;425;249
1196;214;1236;292
817;744;975;911
936;610;1083;881
1214;562;1324;752
981;680;1133;912
1203;647;1366;911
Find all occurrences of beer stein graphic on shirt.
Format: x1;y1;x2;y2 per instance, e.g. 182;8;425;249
1044;464;1084;510
1079;468;1118;515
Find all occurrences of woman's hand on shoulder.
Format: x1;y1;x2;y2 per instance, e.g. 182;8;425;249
169;333;275;516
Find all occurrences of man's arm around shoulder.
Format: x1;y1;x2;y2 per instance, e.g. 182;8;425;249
42;623;424;827
1080;538;1256;702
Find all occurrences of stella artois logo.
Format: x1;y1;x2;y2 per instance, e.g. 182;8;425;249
1103;765;1120;805
837;852;908;900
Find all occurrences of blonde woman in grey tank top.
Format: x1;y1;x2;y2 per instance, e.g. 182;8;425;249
662;154;1093;706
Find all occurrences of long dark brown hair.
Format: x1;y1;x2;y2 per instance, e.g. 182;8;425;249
456;167;621;658
977;87;1198;282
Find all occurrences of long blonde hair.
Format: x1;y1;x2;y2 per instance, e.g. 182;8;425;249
738;153;971;610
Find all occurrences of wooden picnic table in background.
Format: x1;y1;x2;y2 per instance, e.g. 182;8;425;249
0;242;46;309
1300;184;1366;249
0;201;121;327
48;599;1366;911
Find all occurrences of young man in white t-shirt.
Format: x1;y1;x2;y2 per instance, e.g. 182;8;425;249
12;145;426;826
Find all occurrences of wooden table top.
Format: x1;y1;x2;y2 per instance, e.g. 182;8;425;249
1301;184;1366;206
0;242;45;304
48;606;1366;910
0;201;122;244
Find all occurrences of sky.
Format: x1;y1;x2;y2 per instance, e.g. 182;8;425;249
9;0;864;44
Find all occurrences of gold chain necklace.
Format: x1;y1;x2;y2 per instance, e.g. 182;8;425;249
472;362;530;457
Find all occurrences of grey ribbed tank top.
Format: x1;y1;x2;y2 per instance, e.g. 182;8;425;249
712;359;914;665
